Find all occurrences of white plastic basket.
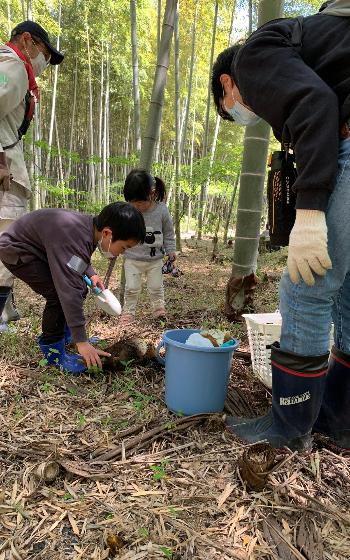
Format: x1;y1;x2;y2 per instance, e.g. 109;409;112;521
243;313;282;389
243;312;334;389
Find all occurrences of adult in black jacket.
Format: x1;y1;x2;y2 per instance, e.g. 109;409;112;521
212;4;350;451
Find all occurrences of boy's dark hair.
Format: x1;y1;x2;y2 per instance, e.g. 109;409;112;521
124;169;166;202
94;202;145;243
211;44;241;121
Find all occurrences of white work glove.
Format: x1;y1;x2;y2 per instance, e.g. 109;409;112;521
287;209;332;286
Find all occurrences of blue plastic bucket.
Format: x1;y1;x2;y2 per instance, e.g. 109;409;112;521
157;329;239;415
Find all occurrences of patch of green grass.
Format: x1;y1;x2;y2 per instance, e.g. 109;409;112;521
113;419;129;430
38;357;48;367
168;506;179;518
138;527;149;538
112;376;155;414
159;546;173;559
100;415;112;427
0;329;22;362
96;339;109;350
14;406;23;420
257;246;288;272
131;391;153;412
87;365;103;375
150;459;169;481
76;412;86;427
120;358;135;374
40;382;53;394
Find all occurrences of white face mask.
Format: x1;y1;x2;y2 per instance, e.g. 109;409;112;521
224;99;261;126
98;236;114;259
31;50;48;77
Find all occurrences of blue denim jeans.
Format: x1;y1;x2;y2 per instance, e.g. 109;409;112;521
279;137;350;356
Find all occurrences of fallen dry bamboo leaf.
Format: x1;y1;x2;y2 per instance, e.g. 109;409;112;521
296;515;323;560
163;514;246;560
131;490;167;497
58;459;113;480
68;512;80;536
262;516;304;560
46;510;67;533
284;485;350;525
10;541;22;560
217;482;234;509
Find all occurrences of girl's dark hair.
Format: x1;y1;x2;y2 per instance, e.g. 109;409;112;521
124;169;166;202
93;201;145;243
211;44;241;120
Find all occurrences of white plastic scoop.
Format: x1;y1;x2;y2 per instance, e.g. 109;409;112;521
83;275;121;316
67;255;121;316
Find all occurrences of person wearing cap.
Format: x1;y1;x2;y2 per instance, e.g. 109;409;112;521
0;21;64;330
211;3;350;452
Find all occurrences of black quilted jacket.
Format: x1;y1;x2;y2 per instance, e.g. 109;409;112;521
232;13;350;210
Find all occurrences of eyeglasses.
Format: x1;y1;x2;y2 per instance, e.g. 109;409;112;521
32;39;51;63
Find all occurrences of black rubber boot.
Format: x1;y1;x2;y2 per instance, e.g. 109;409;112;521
226;343;329;451
0;287;12;332
1;289;21;322
313;346;350;449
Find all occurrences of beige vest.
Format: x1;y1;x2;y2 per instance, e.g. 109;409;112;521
322;0;350;16
0;45;31;190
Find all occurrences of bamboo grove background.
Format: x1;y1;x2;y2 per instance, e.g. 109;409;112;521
0;0;322;242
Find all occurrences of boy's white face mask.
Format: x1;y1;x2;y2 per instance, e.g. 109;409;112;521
98;236;114;259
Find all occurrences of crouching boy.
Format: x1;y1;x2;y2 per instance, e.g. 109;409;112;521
0;202;145;373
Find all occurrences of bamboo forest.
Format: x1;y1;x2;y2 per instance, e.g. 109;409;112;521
1;1;349;560
0;1;321;225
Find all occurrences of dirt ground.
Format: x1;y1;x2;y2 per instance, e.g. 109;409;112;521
0;240;349;559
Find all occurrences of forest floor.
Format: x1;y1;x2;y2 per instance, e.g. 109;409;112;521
0;239;349;560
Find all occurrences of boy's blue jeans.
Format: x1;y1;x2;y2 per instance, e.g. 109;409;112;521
280;137;350;356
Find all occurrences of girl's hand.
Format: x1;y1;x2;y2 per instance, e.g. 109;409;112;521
90;274;105;291
168;252;176;261
76;341;111;369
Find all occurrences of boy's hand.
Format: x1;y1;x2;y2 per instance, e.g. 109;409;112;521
76;341;111;369
90;274;105;291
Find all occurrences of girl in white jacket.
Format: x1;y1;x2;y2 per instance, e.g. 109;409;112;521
120;169;176;325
